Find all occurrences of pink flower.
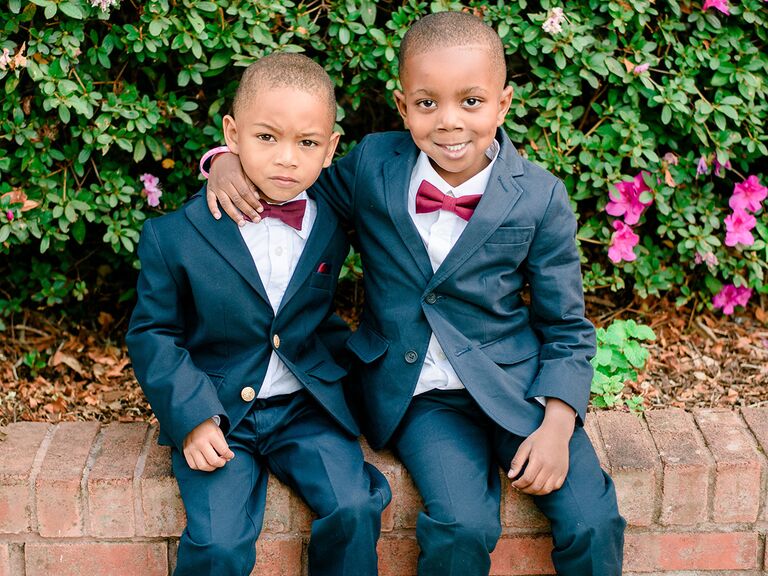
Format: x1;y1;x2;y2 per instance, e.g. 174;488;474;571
0;49;11;71
140;173;162;207
608;220;640;263
694;251;719;269
633;63;650;75
696;155;709;175
605;173;653;225
662;152;679;165
729;175;767;213
703;0;729;14
724;209;756;247
90;0;118;11
5;210;13;222
542;8;565;34
713;284;752;315
713;156;731;177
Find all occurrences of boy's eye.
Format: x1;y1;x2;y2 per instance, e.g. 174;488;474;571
257;134;276;142
417;99;436;109
464;97;482;107
299;139;318;147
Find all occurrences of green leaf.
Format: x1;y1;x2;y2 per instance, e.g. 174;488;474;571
59;1;84;19
133;139;146;162
338;26;351;45
360;0;376;27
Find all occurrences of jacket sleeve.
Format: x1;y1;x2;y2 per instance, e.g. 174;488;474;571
126;220;228;449
523;180;596;424
311;137;370;226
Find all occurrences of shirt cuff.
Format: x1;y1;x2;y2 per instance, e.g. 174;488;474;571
199;145;231;178
211;414;221;426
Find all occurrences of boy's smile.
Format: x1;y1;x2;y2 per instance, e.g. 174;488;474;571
394;45;513;188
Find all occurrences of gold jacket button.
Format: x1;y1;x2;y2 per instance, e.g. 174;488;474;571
272;334;281;349
240;387;256;402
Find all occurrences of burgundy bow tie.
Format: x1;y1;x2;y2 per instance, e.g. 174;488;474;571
415;180;482;221
243;199;307;230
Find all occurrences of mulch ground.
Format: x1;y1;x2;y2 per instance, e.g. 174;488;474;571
1;293;767;426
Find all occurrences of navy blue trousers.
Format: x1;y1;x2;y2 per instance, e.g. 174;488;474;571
391;390;625;576
172;390;391;576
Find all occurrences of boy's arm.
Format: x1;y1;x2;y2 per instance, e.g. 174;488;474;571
523;179;596;424
126;220;233;464
204;140;367;226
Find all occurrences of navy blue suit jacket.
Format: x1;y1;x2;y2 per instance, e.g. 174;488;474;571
310;129;596;449
126;191;356;450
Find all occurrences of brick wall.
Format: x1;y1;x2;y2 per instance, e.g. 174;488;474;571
1;408;767;575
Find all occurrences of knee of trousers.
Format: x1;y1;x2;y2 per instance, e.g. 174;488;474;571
176;535;256;575
420;511;502;552
563;508;626;550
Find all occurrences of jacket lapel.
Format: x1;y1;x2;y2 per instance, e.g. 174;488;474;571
384;140;434;282
425;130;526;292
185;191;271;306
277;198;336;314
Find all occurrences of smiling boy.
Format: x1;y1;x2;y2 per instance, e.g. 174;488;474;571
204;13;625;576
127;53;390;576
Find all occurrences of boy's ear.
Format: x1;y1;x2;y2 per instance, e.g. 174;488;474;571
222;114;240;154
393;90;409;129
323;132;341;168
496;85;514;127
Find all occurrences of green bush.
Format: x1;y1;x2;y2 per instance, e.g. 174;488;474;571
1;0;766;323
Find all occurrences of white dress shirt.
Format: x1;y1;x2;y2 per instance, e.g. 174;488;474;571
408;142;499;396
238;191;316;398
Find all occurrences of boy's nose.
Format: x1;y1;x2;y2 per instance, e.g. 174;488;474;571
275;144;298;167
437;106;463;131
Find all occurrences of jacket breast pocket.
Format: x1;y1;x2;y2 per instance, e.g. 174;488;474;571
485;226;534;246
309;271;334;291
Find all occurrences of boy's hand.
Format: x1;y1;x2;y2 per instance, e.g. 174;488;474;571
182;419;235;472
507;398;575;495
206;152;263;226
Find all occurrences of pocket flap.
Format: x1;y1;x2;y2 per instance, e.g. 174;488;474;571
346;324;389;363
305;360;348;382
478;331;540;365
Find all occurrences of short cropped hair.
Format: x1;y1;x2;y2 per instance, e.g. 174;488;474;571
399;11;507;86
232;53;337;127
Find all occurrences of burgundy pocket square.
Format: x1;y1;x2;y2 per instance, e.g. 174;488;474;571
316;262;330;274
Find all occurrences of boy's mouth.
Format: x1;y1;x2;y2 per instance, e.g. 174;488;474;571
439;142;468;152
269;176;300;187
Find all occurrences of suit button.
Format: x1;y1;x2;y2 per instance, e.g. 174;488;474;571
240;387;256;402
273;334;280;349
425;293;437;304
404;350;418;364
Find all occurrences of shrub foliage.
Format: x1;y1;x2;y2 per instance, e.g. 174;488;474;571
1;0;766;322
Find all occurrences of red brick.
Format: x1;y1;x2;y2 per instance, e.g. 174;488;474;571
87;422;148;537
595;412;658;526
0;543;9;576
624;532;758;571
137;427;185;537
584;416;609;470
377;537;419;576
251;537;303;576
490;536;555;575
264;474;294;534
694;409;762;522
25;542;168;576
290;492;315;533
740;407;768;520
501;473;549;531
35;422;100;537
645;409;711;525
0;423;49;534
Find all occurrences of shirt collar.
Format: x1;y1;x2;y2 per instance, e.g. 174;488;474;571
413;139;500;198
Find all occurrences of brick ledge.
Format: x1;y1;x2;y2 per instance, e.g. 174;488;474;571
1;408;767;575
